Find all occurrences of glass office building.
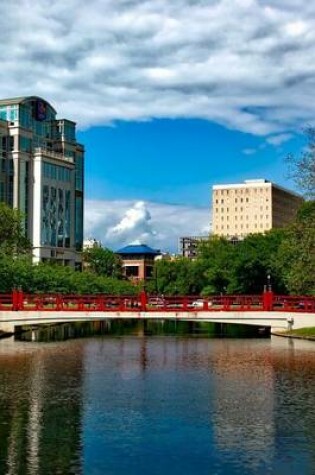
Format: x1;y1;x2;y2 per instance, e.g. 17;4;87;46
0;96;84;267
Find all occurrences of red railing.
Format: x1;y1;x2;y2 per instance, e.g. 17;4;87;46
0;290;314;313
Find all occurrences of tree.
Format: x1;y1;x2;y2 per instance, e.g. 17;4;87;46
287;127;315;198
277;201;315;294
0;203;31;255
82;246;122;278
231;230;287;294
197;236;236;294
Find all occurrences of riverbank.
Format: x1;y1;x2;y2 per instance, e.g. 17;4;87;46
272;327;315;341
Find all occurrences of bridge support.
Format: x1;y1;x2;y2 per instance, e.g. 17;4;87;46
0;322;15;334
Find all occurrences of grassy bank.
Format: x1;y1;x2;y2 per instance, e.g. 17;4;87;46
283;327;315;339
288;327;315;336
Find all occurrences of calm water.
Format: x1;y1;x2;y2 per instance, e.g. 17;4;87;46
0;330;315;474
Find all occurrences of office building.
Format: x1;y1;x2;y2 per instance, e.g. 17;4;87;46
212;179;303;239
179;236;209;259
0;96;84;266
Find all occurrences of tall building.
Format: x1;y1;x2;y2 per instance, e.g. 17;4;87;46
0;96;84;266
179;236;209;259
212;179;303;239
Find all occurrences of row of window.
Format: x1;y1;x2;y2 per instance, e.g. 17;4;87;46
215;187;269;196
219;214;269;221
215;197;269;204
43;162;72;182
215;205;269;213
215;223;266;230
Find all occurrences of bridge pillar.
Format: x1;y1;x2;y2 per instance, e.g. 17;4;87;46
0;322;15;334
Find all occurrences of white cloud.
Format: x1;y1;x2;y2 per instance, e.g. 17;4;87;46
85;199;211;252
0;0;315;135
266;133;293;146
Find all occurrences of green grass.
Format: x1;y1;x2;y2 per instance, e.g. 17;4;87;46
286;327;315;338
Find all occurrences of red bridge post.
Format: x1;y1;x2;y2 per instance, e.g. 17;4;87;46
140;291;147;311
263;290;274;311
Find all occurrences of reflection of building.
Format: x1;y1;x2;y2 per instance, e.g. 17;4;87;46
179;236;209;259
116;244;161;281
0;343;83;474
212;179;303;240
211;340;276;469
0;96;84;266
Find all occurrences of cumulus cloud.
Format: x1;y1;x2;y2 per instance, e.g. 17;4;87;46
1;0;315;135
84;199;210;252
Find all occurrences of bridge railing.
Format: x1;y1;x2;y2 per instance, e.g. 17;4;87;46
0;290;314;313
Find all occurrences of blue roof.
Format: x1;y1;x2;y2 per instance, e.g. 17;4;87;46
116;244;160;255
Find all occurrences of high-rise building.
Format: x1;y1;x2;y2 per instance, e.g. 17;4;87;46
179;236;209;259
0;96;84;266
212;179;303;239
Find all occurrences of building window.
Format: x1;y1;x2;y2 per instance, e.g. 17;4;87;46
125;266;139;277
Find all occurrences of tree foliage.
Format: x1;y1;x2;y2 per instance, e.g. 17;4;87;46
277;201;315;294
148;207;314;297
287;127;315;198
0;258;138;295
0;203;31;256
82;246;122;278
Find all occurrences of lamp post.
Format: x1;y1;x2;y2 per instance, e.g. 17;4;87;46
267;270;272;292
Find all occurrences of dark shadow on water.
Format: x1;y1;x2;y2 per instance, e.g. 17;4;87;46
16;319;270;342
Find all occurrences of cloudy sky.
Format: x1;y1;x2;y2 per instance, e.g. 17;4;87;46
1;0;314;251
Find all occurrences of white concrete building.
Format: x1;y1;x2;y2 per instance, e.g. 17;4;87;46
0;96;84;267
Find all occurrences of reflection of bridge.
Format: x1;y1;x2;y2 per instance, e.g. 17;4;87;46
0;290;315;333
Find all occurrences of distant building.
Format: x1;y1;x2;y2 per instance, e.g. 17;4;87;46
116;244;161;281
83;238;102;250
0;96;84;267
212;179;303;239
179;236;209;259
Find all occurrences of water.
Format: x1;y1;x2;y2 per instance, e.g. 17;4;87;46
0;330;315;474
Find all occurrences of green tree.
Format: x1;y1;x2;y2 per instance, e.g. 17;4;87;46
277;201;315;294
0;203;31;256
82;246;122;278
231;230;287;294
287;127;315;198
197;236;236;294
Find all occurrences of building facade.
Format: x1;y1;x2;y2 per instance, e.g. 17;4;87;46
116;244;161;281
179;236;209;259
0;96;84;266
212;179;303;239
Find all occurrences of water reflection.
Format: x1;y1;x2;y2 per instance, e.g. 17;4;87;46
18;320;268;342
0;340;83;474
0;335;314;474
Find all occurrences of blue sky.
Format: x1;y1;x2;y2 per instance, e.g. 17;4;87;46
1;0;313;251
79;119;303;207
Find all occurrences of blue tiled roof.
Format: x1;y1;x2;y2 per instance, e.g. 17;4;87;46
116;244;160;255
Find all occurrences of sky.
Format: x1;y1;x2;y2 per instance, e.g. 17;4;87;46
1;0;314;252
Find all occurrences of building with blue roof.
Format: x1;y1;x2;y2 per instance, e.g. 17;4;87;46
116;243;161;281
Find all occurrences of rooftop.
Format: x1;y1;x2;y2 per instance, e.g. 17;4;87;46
116;244;161;256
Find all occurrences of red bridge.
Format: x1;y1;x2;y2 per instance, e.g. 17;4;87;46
1;290;314;313
0;290;315;335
